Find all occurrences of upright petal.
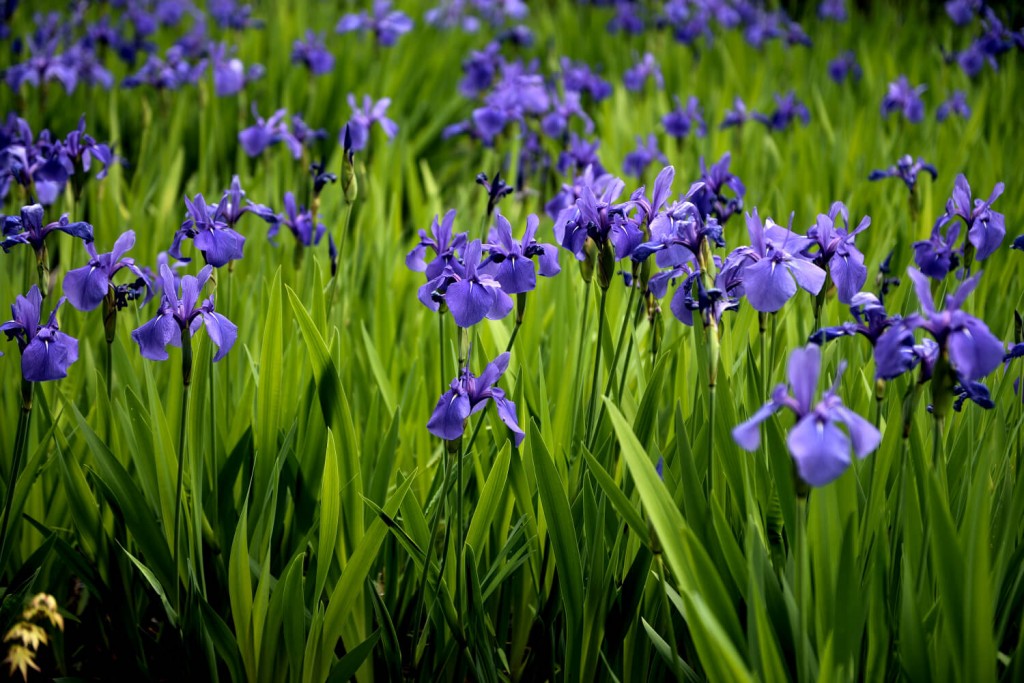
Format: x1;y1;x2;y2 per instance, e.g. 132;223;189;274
906;268;936;315
787;345;820;414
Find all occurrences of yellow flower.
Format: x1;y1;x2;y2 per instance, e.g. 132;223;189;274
3;644;40;681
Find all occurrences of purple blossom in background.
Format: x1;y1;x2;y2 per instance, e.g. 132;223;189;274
753;92;810;132
662;96;706;139
29;115;117;204
336;0;414;46
291;30;334;75
608;2;645;34
946;0;982;25
805;202;871;304
733;344;881;487
1;286;78;382
460;42;502;97
868;155;938;193
291;115;327;150
132;265;237;362
557;134;605;177
623;53;664;92
239;106;303;159
343;94;398;152
560;57;612;102
476;172;514;217
63;230;149;312
689;153;745;224
407;209;469;280
728;210;825;313
818;0;848;21
1;204;93;254
545;165;616;222
937;91;971;122
480;213;560;294
828;50;862;83
427;352;524;446
893;268;1004;381
946;173;1005;261
123;46;208;90
623;134;667;179
720;97;752;129
170;194;245;267
881;76;926;123
541;91;594;139
267;192;325;247
1013;235;1024;251
209;43;264;97
209;0;262;30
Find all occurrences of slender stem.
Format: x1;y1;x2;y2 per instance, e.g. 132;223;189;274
455;438;465;613
606;284;638;402
505;321;522;354
570;284;592;443
173;332;193;610
656;554;684;683
439;312;447;390
0;381;33;572
795;496;809;683
759;312;768;400
585;287;608;448
617;298;644;403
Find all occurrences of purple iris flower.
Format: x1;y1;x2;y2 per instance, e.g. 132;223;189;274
720;97;752;129
433;240;513;327
828;50;862;83
336;0;414;46
881;76;926;123
809;291;901;349
734;344;881;487
63;230;149;312
937;91;971;122
169;194;245;267
209;43;264;97
1;286;78;382
131;264;237;362
213;175;276;229
950;380;994;412
901;268;1004;381
666;260;743;327
343;94;398;152
560;57;612;102
291;30;335;75
805;202;870;304
406;209;469;280
625;165;676;229
209;0;262;30
554;174;642;261
460;42;502;97
689;153;745;224
541;91;594;139
557;134;605;177
818;0;847;21
623;53;664;92
476;172;514;217
623;135;668;180
608;2;645;34
912;216;961;281
727;210;825;313
1;204;93;253
545;165;617;222
753;92;810;132
868;155;937;193
1013;235;1024;252
123;47;208;91
945;173;1005;261
632;199;723;269
662;96;706;139
290;115;327;151
480;213;560;294
946;0;982;25
427;352;524;446
239;105;303;159
267;192;325;247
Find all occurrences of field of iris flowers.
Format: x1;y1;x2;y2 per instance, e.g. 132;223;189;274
1;0;1024;680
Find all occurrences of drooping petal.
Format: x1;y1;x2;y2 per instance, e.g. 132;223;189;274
787;257;826;295
787;414;852;487
63;264;109;311
830;405;881;457
427;389;471;441
194;227;245;267
493;256;536;294
21;332;78;382
829;248;867;304
487;287;514;321
490;388;526;447
873;322;918;379
202;311;238;361
948;317;1004;381
446;280;495;328
131;314;179;361
744;258;797;313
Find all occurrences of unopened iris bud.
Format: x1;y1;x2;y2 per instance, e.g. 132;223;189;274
597;239;615;290
341;124;358;204
580;237;597;283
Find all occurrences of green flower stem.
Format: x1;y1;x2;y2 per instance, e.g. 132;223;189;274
173;329;193;610
438;312;447;391
795;495;810;683
569;284;592;444
0;380;33;573
655;552;684;683
585;286;609;449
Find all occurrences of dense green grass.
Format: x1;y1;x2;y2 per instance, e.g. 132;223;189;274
1;1;1023;681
